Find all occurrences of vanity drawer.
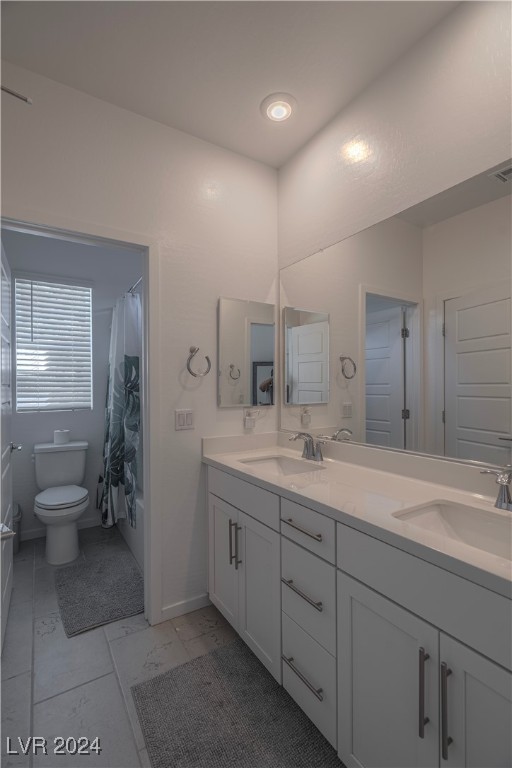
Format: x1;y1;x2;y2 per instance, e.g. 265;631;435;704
282;612;336;748
208;467;280;531
281;498;335;563
337;523;512;670
281;537;336;655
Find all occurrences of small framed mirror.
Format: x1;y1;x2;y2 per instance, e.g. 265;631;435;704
283;307;329;405
218;297;275;407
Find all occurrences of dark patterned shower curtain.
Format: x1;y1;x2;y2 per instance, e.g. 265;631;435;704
99;292;141;528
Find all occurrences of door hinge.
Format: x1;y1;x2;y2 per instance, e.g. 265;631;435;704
442;410;445;424
402;409;410;420
401;327;410;339
442;323;446;337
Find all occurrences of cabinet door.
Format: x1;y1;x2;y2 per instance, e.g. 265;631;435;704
238;510;281;683
440;634;512;768
338;572;439;768
208;495;238;627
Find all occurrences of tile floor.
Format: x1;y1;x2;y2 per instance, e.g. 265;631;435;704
1;527;236;768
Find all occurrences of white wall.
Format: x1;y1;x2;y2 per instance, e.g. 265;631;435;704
278;2;511;268
1;229;143;539
1;61;278;622
280;216;423;435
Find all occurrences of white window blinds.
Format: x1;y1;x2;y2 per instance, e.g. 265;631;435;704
15;278;93;412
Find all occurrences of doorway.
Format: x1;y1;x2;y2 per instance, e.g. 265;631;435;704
364;293;419;450
0;219;154;638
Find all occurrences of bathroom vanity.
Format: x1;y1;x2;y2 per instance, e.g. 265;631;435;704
204;439;512;768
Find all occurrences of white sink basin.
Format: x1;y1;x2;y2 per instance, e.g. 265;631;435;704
238;455;326;477
393;500;512;561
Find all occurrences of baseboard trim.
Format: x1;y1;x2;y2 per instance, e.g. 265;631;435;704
159;593;211;622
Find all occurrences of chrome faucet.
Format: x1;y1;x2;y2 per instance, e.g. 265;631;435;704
480;466;512;511
289;433;324;462
318;427;353;442
332;427;353;442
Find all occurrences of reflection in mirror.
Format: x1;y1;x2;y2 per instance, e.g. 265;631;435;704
218;298;275;407
283;307;329;405
280;162;512;466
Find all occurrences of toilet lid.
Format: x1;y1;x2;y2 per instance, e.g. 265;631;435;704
35;485;89;510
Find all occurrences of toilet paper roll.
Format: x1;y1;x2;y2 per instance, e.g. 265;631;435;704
54;430;70;444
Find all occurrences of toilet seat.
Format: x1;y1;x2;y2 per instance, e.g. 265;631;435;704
35;485;89;511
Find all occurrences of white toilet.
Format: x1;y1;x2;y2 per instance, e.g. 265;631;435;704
33;440;89;565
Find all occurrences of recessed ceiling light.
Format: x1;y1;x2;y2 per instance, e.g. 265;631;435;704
260;93;296;122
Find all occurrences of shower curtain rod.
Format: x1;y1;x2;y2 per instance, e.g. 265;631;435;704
1;85;33;105
127;277;142;294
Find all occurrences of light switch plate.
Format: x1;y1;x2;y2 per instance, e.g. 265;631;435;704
342;402;353;418
175;409;194;430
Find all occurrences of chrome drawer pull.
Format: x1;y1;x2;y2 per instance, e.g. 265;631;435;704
281;578;323;612
282;655;324;701
228;519;235;565
441;662;453;760
283;518;322;542
418;647;430;738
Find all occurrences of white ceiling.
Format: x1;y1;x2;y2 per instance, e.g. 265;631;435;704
1;1;458;167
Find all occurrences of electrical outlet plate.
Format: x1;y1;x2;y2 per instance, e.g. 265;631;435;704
175;409;194;430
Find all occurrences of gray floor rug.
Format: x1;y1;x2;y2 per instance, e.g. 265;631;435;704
55;542;144;637
132;637;343;768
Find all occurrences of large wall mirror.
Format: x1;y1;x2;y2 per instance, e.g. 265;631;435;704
218;297;275;407
280;161;512;466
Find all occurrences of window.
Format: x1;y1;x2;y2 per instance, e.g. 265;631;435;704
15;278;92;412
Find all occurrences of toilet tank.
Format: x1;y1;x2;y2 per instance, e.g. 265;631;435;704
34;441;88;489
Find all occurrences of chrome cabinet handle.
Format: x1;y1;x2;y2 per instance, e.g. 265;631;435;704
228;519;235;565
0;523;15;541
441;662;453;759
283;518;322;542
281;578;323;612
234;524;242;570
418;647;430;739
282;655;324;701
10;442;22;452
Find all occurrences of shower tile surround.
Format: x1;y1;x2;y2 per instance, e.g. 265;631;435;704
1;532;236;768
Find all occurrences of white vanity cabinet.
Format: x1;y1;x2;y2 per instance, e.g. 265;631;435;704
338;572;439;768
337;525;512;768
206;458;512;768
207;468;281;682
439;634;512;768
280;499;338;747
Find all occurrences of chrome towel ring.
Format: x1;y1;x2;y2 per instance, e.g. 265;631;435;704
229;364;241;380
187;346;211;378
340;355;357;379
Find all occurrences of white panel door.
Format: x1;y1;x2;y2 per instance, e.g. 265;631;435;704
208;495;238;627
290;321;329;403
440;633;512;768
238;510;281;683
1;244;14;649
445;284;511;463
338;572;439;768
365;307;404;448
